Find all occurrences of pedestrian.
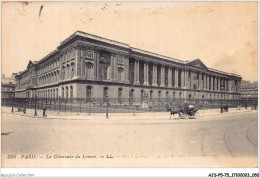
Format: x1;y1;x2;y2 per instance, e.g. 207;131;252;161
43;108;47;117
23;106;26;114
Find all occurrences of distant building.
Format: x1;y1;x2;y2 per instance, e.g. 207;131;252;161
14;31;241;103
1;74;15;98
241;80;258;100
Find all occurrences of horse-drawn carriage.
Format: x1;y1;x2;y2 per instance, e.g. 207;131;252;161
167;103;200;119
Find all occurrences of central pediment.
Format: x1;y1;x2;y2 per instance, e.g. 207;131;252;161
27;60;37;69
186;59;208;70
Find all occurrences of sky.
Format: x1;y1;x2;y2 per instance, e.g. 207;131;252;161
2;1;258;81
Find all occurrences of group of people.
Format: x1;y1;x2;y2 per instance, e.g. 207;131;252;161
18;106;47;117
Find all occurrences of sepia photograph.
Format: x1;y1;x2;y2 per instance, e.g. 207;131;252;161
1;0;258;172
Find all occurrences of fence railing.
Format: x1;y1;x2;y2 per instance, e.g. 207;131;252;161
1;97;258;113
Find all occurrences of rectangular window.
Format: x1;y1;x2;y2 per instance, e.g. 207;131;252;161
86;87;92;102
140;90;144;101
118;88;123;102
103;87;108;102
158;91;161;101
129;89;134;102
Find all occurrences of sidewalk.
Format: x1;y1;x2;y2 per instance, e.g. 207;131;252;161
1;106;257;121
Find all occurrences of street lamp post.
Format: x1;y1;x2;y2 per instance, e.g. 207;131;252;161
106;95;109;119
220;86;224;113
11;97;14;113
34;95;37;116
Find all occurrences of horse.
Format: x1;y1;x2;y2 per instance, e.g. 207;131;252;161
167;108;183;119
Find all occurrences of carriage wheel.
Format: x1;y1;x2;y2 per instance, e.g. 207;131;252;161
188;115;194;119
182;113;189;119
194;111;200;118
179;112;184;119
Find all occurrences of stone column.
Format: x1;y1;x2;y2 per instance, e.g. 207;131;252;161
94;50;100;80
175;69;178;87
146;62;149;85
144;62;148;85
137;60;140;84
110;54;114;81
218;77;220;91
134;60;137;83
181;69;185;88
199;73;202;89
152;64;157;86
75;48;81;77
125;58;129;83
81;50;85;77
134;60;140;84
211;76;214;91
228;80;232;92
190;71;194;89
168;67;172;87
185;70;189;88
222;78;224;91
154;64;158;86
214;77;218;91
107;64;111;81
161;66;165;87
203;74;206;89
207;75;209;90
143;62;146;84
114;55;118;81
225;79;228;92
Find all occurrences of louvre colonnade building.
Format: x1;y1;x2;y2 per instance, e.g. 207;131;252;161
14;31;242;103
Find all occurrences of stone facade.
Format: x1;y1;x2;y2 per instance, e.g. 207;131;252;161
14;31;242;102
1;74;15;98
241;80;257;100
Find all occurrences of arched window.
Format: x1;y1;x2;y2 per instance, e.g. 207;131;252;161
66;87;68;99
70;86;73;98
51;73;54;83
71;63;74;78
140;90;144;101
150;90;153;100
67;64;70;79
62;87;64;98
62;66;65;80
173;92;176;98
54;72;56;82
56;88;59;98
179;92;182;99
53;89;55;98
158;91;161;101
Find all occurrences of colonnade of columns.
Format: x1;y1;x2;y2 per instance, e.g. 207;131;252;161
131;59;234;92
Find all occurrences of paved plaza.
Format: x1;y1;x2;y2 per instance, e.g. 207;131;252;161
1;107;258;168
